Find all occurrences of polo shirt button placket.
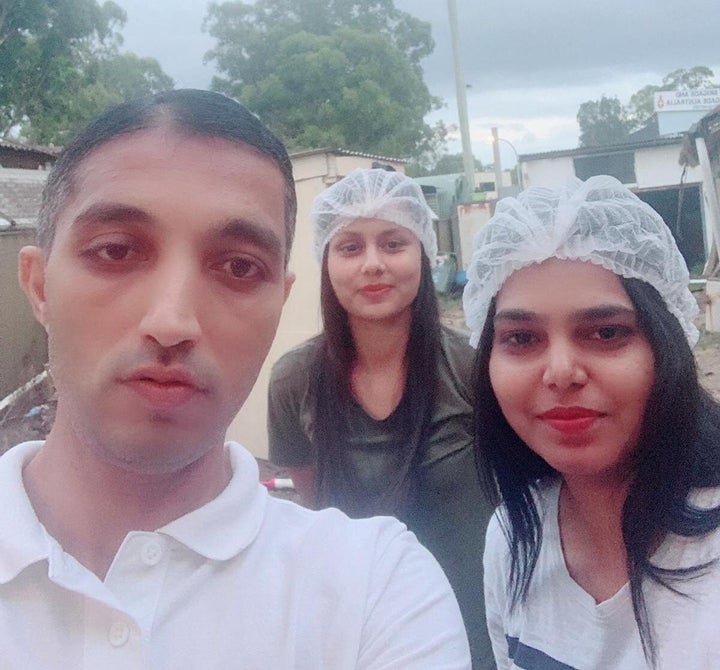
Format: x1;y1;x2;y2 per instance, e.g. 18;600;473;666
108;621;130;648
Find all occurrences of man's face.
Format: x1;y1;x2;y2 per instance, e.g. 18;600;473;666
21;127;294;474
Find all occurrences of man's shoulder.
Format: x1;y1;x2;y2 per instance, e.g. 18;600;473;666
255;496;452;587
261;496;409;554
256;497;470;665
0;442;48;581
0;441;42;478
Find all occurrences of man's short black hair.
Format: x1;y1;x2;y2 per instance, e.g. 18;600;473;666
38;89;297;263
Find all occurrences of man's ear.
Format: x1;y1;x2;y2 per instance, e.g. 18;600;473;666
18;246;49;329
283;270;295;304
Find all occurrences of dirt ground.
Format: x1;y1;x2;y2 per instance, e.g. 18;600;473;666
1;293;719;460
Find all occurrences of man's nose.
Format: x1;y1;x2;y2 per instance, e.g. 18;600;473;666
541;340;588;391
138;263;202;349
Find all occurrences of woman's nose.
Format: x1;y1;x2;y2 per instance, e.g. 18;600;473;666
541;341;588;391
360;245;385;274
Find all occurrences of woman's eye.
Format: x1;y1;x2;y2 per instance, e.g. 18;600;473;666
385;239;407;251
335;242;361;255
497;331;539;348
590;325;633;341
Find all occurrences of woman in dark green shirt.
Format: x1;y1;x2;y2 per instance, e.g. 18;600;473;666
268;168;496;669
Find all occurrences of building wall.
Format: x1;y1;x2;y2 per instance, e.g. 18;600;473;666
0;228;47;399
634;145;702;188
457;202;492;271
0;147;55;170
225;151;406;457
522;145;704;191
521;157;576;188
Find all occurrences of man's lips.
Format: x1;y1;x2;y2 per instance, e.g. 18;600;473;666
121;367;205;408
538;406;604;434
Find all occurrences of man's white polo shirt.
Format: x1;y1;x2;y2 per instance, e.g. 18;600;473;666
0;441;471;669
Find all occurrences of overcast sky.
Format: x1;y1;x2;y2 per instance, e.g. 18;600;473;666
114;0;720;167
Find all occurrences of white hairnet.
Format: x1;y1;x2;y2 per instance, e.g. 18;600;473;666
463;175;699;347
310;168;438;262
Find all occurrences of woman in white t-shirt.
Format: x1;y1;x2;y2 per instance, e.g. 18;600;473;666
463;175;720;669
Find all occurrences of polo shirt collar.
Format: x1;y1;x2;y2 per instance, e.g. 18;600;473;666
156;441;268;561
0;441;269;582
0;441;52;584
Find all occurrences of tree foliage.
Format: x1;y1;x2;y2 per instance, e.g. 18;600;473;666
577;66;717;147
407;151;482;178
624;65;716;131
0;0;174;145
577;95;628;147
204;0;443;161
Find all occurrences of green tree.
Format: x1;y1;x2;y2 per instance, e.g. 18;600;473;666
576;66;718;146
430;152;482;176
407;151;482;177
0;0;173;145
577;96;629;147
22;52;174;145
624;66;716;131
204;0;443;160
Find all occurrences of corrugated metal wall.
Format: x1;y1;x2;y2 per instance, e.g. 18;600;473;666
0;228;47;399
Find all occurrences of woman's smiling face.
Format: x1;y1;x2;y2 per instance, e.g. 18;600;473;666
488;258;655;484
326;218;423;324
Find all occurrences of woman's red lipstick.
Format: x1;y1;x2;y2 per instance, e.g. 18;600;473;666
360;283;392;297
539;406;604;434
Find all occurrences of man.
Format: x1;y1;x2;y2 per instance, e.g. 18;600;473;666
7;89;471;668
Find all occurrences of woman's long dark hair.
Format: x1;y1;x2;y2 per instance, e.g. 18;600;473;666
474;277;720;664
312;248;441;519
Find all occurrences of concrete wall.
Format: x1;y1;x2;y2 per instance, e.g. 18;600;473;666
225;151;406;457
521;145;705;191
634;145;702;188
521;156;576;188
457;201;493;271
0;228;47;399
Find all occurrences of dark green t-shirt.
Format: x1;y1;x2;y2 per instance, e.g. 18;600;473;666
268;326;496;669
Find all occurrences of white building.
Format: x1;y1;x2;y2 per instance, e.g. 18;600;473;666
519;136;706;274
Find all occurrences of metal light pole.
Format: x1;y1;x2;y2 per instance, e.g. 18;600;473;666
447;0;476;202
491;127;503;196
496;136;523;189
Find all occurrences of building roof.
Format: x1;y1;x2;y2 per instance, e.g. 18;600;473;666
289;146;407;163
0;169;47;229
679;104;720;167
519;135;684;162
414;173;469;220
0;139;59;157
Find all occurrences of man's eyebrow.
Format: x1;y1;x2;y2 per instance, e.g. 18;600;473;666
71;202;152;229
218;218;284;260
